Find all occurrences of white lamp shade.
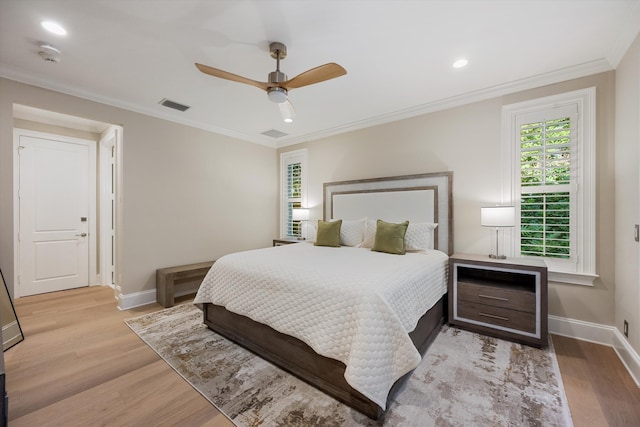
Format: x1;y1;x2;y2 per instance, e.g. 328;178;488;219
481;206;515;227
292;208;309;221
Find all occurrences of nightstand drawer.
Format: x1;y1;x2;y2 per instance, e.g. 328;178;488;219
457;281;535;313
457;302;536;334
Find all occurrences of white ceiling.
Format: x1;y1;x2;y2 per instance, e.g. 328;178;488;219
1;0;639;148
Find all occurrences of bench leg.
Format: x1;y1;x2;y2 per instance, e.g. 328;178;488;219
156;273;173;308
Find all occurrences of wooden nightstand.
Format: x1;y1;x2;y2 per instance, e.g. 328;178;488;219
448;254;548;347
272;238;303;246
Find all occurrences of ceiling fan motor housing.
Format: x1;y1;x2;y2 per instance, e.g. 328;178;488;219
268;64;288;103
269;70;287;84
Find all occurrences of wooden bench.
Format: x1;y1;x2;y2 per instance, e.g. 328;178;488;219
156;261;215;308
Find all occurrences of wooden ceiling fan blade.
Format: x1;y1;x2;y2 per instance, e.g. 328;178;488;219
281;63;346;90
195;63;272;91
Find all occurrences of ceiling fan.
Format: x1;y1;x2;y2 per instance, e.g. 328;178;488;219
195;42;347;123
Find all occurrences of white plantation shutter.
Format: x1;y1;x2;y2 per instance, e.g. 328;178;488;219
280;149;307;238
286;161;302;237
503;88;596;285
517;106;577;262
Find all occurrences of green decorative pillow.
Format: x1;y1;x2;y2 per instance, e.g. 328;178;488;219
314;219;342;247
372;219;409;255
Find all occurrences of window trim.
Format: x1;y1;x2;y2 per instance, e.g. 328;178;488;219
280;149;308;239
501;88;597;286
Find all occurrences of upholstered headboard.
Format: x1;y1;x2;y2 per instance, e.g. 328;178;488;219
323;172;453;255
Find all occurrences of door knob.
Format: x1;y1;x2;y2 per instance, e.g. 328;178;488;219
76;233;87;237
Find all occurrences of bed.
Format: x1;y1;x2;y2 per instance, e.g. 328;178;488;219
194;171;453;419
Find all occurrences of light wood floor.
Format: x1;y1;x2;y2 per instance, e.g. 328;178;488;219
5;286;233;427
5;286;640;426
552;334;640;426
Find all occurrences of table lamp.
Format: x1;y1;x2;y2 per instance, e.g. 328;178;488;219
481;206;515;259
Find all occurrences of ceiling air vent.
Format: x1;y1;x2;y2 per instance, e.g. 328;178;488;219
158;98;190;112
261;129;288;138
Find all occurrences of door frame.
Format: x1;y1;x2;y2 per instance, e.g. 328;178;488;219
13;128;98;298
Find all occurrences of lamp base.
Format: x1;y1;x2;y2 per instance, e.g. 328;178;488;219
489;254;507;260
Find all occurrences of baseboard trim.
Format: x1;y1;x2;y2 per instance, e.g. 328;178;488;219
549;315;640;387
612;328;640;388
548;315;616;345
117;287;197;310
118;288;157;310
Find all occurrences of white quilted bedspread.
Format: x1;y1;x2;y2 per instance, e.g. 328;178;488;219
194;243;448;409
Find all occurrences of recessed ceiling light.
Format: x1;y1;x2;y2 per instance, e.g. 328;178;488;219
452;58;468;69
41;21;67;36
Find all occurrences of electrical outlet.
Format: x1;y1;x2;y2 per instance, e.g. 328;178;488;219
624;320;629;338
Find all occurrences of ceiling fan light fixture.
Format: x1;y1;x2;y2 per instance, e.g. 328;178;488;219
279;100;295;123
267;87;288;103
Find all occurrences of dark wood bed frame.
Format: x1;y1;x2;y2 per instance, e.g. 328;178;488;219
203;296;445;419
202;172;453;419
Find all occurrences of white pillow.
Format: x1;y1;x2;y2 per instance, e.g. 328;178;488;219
405;222;438;251
331;217;367;247
307;221;317;242
360;219;378;248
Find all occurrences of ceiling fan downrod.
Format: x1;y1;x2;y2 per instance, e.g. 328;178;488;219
268;42;287;85
268;42;288;102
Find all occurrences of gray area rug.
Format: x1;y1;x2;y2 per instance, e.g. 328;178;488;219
126;303;573;427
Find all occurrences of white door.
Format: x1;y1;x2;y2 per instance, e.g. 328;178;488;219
18;135;90;296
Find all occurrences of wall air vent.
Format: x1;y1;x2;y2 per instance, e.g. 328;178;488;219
261;129;288;138
158;98;190;112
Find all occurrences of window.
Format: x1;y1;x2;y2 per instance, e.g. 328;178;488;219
520;113;574;259
280;149;307;238
502;88;596;285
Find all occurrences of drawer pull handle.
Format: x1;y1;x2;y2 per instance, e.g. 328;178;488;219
478;294;509;302
479;312;509;321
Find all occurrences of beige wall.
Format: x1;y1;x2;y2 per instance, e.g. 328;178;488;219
0;78;278;298
279;71;617;326
615;33;640;354
0;64;630;333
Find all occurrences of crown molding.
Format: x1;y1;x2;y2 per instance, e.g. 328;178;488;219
2;58;613;150
0;67;277;148
275;58;613;148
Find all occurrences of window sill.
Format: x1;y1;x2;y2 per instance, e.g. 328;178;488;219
548;270;599;286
